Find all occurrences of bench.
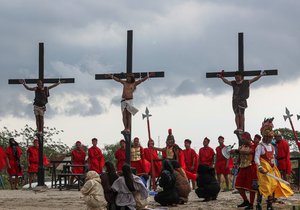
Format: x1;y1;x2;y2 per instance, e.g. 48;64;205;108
58;173;85;191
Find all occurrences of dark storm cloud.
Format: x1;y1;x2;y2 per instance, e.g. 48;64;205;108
0;0;300;118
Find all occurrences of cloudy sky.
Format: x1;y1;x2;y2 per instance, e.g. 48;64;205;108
1;0;300;151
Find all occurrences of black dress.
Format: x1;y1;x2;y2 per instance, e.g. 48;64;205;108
195;164;220;201
154;170;180;206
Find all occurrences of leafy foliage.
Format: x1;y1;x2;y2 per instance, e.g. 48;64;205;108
102;142;120;165
0;124;70;165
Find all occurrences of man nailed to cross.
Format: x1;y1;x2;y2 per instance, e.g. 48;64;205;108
217;70;265;133
108;73;152;134
19;79;62;134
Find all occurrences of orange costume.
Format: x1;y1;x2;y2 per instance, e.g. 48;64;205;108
71;148;86;174
0;146;6;171
6;145;23;176
183;148;198;174
88;146;105;174
198;146;215;166
144;147;162;177
276;139;292;175
215;145;233;175
130;146;150;175
115;147;126;172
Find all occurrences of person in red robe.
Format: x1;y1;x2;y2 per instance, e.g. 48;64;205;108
88;138;105;174
144;139;162;178
71;141;86;174
198;137;215;167
115;139;126;172
183;139;198;189
0;146;6;171
6;138;23;190
274;131;292;181
27;139;49;188
215;136;233;191
130;137;150;175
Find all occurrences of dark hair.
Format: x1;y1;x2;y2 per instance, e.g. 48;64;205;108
218;136;224;139
126;73;135;84
122;164;136;192
105;161;119;186
204;137;210;143
234;71;243;76
9;138;18;147
162;160;174;174
254;134;262;140
92;138;97;142
184;139;191;144
170;160;180;169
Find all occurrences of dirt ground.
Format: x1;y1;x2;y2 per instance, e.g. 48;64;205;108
0;188;299;210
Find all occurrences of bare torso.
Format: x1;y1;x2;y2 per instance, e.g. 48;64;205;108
122;82;136;99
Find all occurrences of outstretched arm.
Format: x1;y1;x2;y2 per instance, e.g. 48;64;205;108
48;80;63;89
135;75;149;86
217;74;232;86
249;71;266;84
19;80;35;91
107;74;125;84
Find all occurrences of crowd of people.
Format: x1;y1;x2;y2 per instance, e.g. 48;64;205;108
0;120;296;210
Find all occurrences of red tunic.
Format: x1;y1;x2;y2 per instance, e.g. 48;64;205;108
71;148;86;174
27;146;39;173
88;146;105;174
130;146;151;175
235;144;257;192
115;148;126;172
183;148;198;174
6;146;23;176
215;145;232;175
144;147;162;177
198;146;215;166
0;146;6;171
27;146;49;173
276;139;292;174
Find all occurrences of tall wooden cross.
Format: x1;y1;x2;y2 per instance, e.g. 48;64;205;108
8;43;75;186
206;33;278;144
95;30;164;165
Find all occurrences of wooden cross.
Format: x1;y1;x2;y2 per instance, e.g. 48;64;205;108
95;30;164;165
8;43;75;186
206;33;278;144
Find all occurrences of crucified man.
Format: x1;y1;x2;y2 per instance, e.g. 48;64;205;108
19;79;62;134
217;71;265;133
108;73;150;134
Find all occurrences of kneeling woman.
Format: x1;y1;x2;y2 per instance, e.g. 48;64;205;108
195;164;220;202
154;160;180;206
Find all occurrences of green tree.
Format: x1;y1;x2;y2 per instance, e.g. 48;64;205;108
102;143;120;165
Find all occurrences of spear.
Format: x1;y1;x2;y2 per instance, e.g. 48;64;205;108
142;107;156;191
283;107;299;144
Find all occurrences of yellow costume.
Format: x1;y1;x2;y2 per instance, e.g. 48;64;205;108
258;158;293;198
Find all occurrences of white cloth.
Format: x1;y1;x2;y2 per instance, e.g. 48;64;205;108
111;175;148;210
81;171;106;210
254;142;275;166
121;99;138;115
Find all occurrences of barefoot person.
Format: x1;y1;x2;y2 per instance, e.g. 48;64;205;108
6;138;23;190
215;136;233;191
108;73;149;134
217;71;265;133
19;79;62;134
27;139;49;188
